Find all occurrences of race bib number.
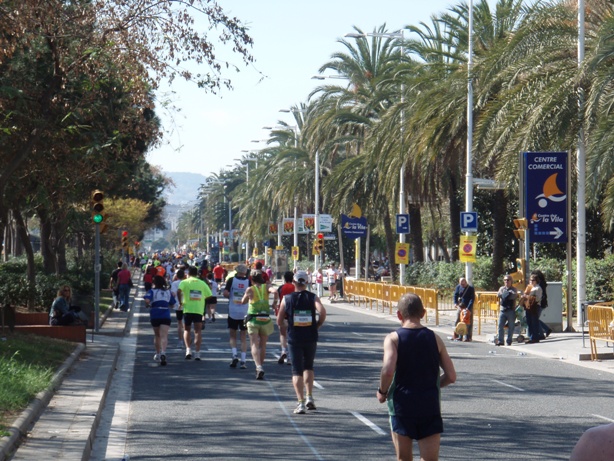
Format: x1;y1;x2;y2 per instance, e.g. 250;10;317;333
189;290;203;301
293;310;312;327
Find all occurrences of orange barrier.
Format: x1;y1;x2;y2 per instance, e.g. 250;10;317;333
586;303;614;361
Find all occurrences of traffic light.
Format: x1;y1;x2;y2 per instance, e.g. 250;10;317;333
316;232;324;252
91;190;104;224
121;230;129;249
513;217;528;240
267;247;273;257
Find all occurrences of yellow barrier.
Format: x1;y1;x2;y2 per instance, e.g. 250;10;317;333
475;292;499;335
342;280;438;323
587;303;614;361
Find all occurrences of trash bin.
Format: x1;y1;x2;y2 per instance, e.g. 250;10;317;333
541;282;563;332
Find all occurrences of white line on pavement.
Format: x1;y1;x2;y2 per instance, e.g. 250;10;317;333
491;379;525;392
268;381;325;461
592;414;614;423
313;380;324;390
350;411;387;435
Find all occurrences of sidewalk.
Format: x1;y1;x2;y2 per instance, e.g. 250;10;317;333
0;286;134;461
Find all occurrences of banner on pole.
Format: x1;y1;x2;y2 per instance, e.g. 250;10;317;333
282;218;295;235
268;222;278;235
292;246;299;261
459;236;477;262
395;242;410;265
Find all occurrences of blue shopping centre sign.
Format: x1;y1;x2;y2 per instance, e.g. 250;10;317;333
524;152;568;243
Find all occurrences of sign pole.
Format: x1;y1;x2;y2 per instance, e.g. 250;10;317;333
94;223;100;333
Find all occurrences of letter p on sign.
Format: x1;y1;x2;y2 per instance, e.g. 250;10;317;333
460;212;478;233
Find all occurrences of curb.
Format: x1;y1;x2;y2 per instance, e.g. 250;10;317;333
0;343;85;461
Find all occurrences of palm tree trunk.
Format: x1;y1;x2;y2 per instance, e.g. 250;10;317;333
409;204;424;262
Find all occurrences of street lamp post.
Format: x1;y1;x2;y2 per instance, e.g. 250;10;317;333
465;1;475;285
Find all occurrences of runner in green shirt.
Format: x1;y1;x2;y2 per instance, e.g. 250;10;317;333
177;266;212;360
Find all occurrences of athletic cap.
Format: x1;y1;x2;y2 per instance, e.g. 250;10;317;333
293;270;309;284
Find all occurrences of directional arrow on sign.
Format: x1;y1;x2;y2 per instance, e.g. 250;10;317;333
550;227;564;239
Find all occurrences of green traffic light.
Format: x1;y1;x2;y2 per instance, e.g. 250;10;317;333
93;214;103;223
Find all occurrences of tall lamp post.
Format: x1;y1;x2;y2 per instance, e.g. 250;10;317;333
344;30;405;284
465;1;475;285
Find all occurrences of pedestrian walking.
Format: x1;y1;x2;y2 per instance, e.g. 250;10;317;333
277;270;326;414
117;263;133;311
377;293;456;461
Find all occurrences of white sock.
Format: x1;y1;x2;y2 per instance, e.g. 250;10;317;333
241;352;246;361
232;347;237;356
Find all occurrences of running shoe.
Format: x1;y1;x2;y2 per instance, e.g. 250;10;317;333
293;402;306;414
185;349;192;360
160;354;167;366
153;353;160;362
194;351;201;361
278;352;287;365
230;356;239;368
306;397;316;410
240;361;247;369
256;367;265;380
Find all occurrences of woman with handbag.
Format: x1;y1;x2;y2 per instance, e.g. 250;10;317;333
522;275;543;343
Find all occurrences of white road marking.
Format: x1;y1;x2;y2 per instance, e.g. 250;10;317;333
313;380;324;390
350;411;387;435
491;379;525;392
268;381;325;461
592;414;614;422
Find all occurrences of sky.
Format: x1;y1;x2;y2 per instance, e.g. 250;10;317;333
146;0;461;179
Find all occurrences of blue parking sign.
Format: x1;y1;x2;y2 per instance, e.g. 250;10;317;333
460;212;478;233
396;214;409;234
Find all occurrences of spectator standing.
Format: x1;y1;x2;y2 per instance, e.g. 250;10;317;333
496;276;519;346
177;266;212;360
377;293;456;461
522;274;543;343
277;270;326;414
315;267;324;297
531;269;552;339
452;277;475;341
326;264;338;300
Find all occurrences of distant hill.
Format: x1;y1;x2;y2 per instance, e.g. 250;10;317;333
164;172;207;205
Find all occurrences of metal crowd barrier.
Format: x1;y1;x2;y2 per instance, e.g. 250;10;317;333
586;303;614;361
475;292;499;335
342;279;438;324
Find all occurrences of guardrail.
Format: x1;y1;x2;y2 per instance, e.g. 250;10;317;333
343;279;439;324
475;292;499;335
586;302;614;361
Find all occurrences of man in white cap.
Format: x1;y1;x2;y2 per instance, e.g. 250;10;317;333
277;270;326;414
223;264;251;369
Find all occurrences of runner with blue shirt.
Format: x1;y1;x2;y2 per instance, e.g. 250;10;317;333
144;275;176;366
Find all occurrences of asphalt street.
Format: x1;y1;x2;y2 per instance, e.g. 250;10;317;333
90;291;614;461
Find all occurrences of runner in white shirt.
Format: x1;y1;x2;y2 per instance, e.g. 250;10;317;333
170;269;186;349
